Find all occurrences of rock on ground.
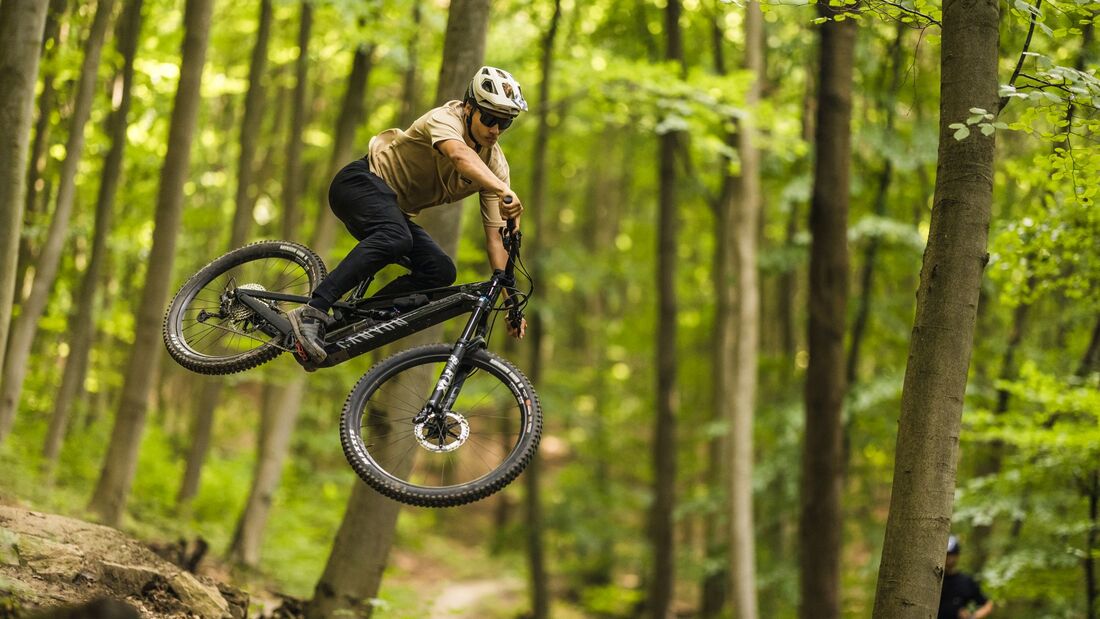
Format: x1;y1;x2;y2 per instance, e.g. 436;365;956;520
0;505;247;618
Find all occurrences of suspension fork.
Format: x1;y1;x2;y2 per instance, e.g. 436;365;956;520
414;287;500;424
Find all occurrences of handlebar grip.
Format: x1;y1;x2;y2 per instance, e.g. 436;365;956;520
502;196;516;232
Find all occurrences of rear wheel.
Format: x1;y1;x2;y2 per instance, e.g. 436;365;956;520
163;241;326;375
340;344;542;507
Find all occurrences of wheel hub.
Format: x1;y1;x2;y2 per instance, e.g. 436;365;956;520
414;411;470;453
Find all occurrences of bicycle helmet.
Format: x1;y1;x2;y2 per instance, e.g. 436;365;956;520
947;535;961;555
464;66;528;118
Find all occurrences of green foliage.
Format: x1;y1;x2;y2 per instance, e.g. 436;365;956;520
956;363;1099;615
2;0;1098;616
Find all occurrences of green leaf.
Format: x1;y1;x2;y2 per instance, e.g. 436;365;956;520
980;123;996;136
953;125;971;140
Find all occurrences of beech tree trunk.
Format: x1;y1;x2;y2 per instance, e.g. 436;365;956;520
228;0;270;248
311;43;375;256
88;0;215;527
729;5;763;619
523;1;561;616
0;0;115;441
43;0;144;471
871;1;1000;616
412;0;490;257
0;1;51;383
846;24;905;388
231;22;376;576
702;19;732;615
281;1;311;239
800;5;855;619
227;379;306;565
307;4;490;616
178;0;271;510
17;0;67;300
651;1;683;616
397;1;422;129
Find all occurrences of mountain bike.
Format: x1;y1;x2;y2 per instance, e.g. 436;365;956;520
162;220;539;508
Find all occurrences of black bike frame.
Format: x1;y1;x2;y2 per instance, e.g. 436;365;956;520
232;224;522;378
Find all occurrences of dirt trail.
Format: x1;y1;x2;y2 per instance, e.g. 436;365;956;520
427;576;524;618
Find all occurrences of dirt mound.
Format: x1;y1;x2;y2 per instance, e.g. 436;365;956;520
0;506;247;618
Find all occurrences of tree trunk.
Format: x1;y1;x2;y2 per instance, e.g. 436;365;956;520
1084;470;1098;619
311;43;374;256
88;0;215;527
175;379;217;509
228;0;270;248
281;1;311;239
229;29;372;571
396;1;422;129
227;378;306;566
412;0;490;257
1075;314;1100;619
651;1;683;616
0;0;115;441
800;5;855;619
729;5;763;619
42;0;144;471
0;0;51;404
523;2;560;617
846;24;905;388
178;0;271;510
702;16;732;616
703;170;733;617
870;2;1000;616
17;0;67;300
307;4;489;616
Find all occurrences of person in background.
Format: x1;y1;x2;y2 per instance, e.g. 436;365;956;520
940;535;994;619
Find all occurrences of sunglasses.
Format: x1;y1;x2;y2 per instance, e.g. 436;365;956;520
476;106;514;130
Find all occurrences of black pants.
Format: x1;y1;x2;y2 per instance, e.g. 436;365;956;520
309;159;456;310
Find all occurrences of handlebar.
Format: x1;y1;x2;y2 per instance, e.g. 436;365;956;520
498;196;524;331
502;195;516;233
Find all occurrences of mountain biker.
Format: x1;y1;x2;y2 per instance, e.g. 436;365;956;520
287;66;530;363
940;535;993;619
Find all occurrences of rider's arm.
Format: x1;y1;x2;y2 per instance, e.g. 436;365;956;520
436;139;523;219
483;217;520;272
485;224;509;272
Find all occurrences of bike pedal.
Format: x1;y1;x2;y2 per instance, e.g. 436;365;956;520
292;342;317;372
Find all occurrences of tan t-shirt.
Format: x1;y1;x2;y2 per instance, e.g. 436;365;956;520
367;100;509;228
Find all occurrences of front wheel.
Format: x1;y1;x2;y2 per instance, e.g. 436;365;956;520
340;344;542;507
163;241;326;375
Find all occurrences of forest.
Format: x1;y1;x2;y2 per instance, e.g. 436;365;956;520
0;0;1097;617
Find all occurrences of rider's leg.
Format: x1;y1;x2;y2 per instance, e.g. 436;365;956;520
309;160;414;311
372;219;457;297
289;160;412;361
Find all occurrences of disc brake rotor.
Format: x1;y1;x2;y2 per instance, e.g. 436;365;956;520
414;412;470;453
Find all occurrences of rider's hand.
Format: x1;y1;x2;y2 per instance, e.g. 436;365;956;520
507;317;527;339
498;190;523;220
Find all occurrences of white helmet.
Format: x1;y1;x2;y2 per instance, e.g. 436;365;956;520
465;66;528;118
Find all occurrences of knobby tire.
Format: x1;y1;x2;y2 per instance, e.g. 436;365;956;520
340;344;542;508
